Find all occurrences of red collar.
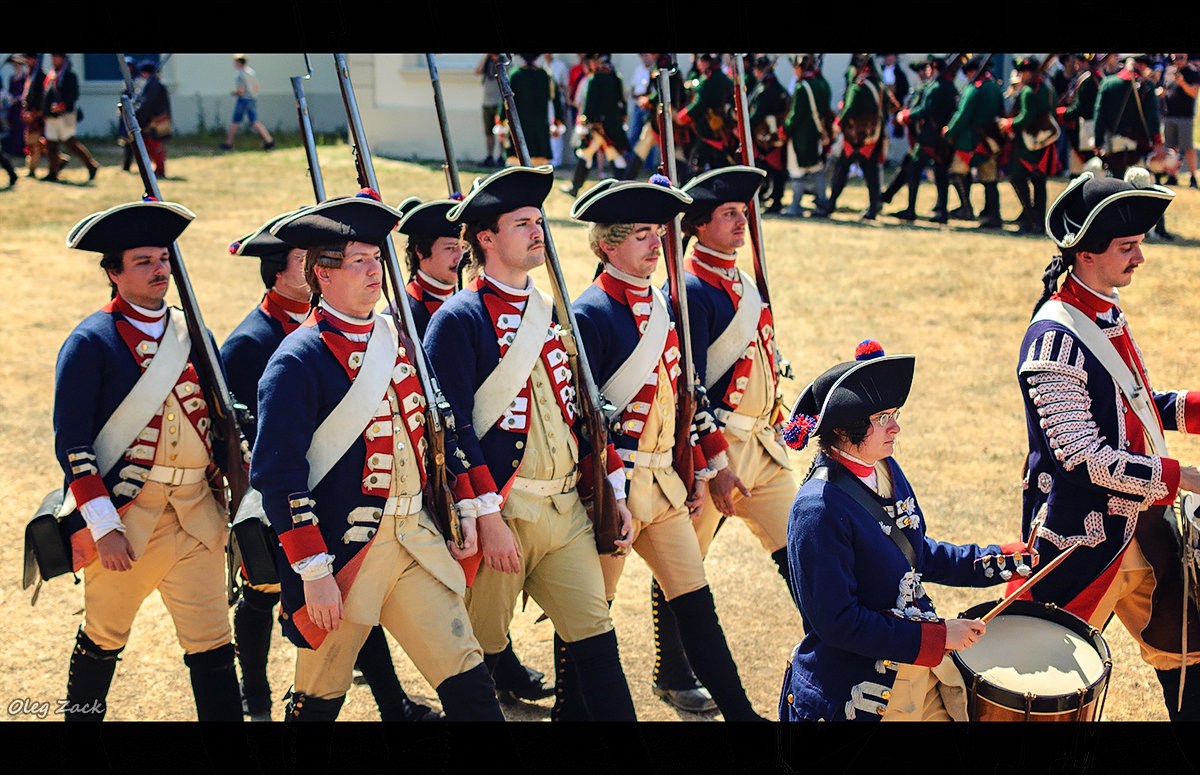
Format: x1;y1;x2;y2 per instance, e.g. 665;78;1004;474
1054;275;1116;316
315;305;374;335
473;274;531;304
1117;69;1135;82
691;244;737;270
411;271;455;297
830;448;876;478
267;288;311;315
595;269;651;301
112;295;166;324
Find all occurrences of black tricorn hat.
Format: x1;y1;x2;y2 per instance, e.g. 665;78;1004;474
681;165;767;214
783;340;915;451
1014;56;1041;72
396;197;464;239
67;199;195;253
270;190;402;249
1045;170;1173;249
570;177;693;225
447;165;554;223
229;208;307;259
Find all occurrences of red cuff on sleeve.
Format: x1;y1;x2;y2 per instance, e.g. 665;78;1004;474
698;429;730;460
999;541;1030;555
676;108;692;125
69;474;109;507
1184;392;1200;435
1156;457;1182;506
467;465;499;499
449;472;474;503
279;524;329;565
692;445;706;471
604;442;623;477
914;620;948;667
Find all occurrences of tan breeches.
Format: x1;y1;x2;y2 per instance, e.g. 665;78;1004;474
293;515;481;699
465;496;613;652
1088;539;1200;671
82;506;231;654
599;477;708;601
692;434;795;557
879;656;968;722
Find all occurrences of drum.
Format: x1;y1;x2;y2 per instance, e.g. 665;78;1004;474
951;599;1111;721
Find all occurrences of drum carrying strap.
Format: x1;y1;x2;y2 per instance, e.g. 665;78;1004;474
811;462;916;568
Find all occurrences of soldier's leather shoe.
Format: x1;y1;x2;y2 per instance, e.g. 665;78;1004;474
496;667;555;703
653;683;717;713
948;204;974;220
928;209;949;224
890;207;918;221
381;696;444;722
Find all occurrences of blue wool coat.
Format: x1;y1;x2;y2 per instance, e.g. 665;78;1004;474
219;304;287;446
781;452;1011;722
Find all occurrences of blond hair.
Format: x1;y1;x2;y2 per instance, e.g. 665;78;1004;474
587;222;635;262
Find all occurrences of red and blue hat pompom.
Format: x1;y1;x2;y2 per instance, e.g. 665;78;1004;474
355;187;381;202
782;413;819;451
228;241;240;254
649;173;672;188
855;339;884;361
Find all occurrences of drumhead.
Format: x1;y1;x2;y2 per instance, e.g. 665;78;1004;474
956;614;1106;693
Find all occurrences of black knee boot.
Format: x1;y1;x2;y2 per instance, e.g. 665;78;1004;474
822;156;849;214
550;633;589;721
861;160;882;219
490;638;553;702
930;163;950;222
233;584;277;719
284;690;345;722
563;629;636;721
978;182;1002;228
651;577;714;712
668;586;764;721
563;157;590;196
881;155;911;205
1155;664;1200;721
184;643;243;722
891;161;922;220
1009;171;1036;233
355;625;441;721
949;174;974;219
436;662;505;721
65;629;122;722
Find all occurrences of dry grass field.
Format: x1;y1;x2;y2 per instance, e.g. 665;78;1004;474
3;135;1200;727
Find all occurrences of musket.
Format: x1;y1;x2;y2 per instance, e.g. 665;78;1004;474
332;53;464;550
652;55;696;495
116;53;250;606
291;53;326;202
730;53;793;382
493;54;624;555
425;54;462;198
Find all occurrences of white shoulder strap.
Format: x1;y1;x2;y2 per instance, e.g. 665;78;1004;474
306;314;399;490
705;270;762;389
59;307;192;515
1033;299;1167;455
601;287;670;422
473;288;553;437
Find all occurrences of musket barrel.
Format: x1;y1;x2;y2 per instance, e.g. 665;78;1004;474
292;71;326;202
425;54;462;196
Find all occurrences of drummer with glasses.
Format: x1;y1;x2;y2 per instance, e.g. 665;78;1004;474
778;340;1034;721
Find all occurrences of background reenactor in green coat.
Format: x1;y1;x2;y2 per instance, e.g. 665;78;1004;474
1057;53;1114;175
677;54;738;175
998;57;1059;233
498;54;565;167
817;54;889;219
1094;54;1162;180
782;55;833;216
563;54;631;196
944;56;1006;228
887;54;959;223
747;55;790;213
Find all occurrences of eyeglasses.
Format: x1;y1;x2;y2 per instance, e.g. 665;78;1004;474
870;409;901;427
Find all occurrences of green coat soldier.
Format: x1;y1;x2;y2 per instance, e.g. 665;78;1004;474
944;56;1005;228
818;54;888;220
1058;53;1115;175
678;54;738;174
782;55;833;216
498;54;565;167
563;54;630;196
999;57;1060;234
1094;55;1162;180
888;55;959;223
747;56;790;213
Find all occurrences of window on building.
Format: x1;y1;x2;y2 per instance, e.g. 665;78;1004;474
82;53;160;82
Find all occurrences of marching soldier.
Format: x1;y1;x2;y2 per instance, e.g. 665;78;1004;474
55;200;241;721
392;194;556;704
223;210;445;722
1094;54;1162;180
569;178;765;721
888;55;958;223
629;54;690;184
782;55;834;217
497;54;565;168
944;56;1005;228
677;54;738;176
747;56;790;213
1057;54;1106;175
563;54;631;197
425;165;638;721
817;54;889;220
999;57;1060;234
652;165;798;710
250;193;505;722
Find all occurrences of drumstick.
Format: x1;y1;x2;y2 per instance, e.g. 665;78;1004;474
980;543;1081;624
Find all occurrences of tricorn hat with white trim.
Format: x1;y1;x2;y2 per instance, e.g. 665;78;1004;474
1045;170;1173;249
67;199;195;253
396;197;464;239
446;165;554;223
680;165;767;215
783;340;915;451
270;189;401;249
229;208;308;258
570;176;693;225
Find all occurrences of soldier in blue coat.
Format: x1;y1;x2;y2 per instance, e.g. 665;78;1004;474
425;165;638;721
250;193;504;722
1018;170;1200;720
55;200;241;721
570;177;764;720
780;341;1024;721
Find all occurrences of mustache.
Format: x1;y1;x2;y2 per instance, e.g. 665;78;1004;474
151;275;169;283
